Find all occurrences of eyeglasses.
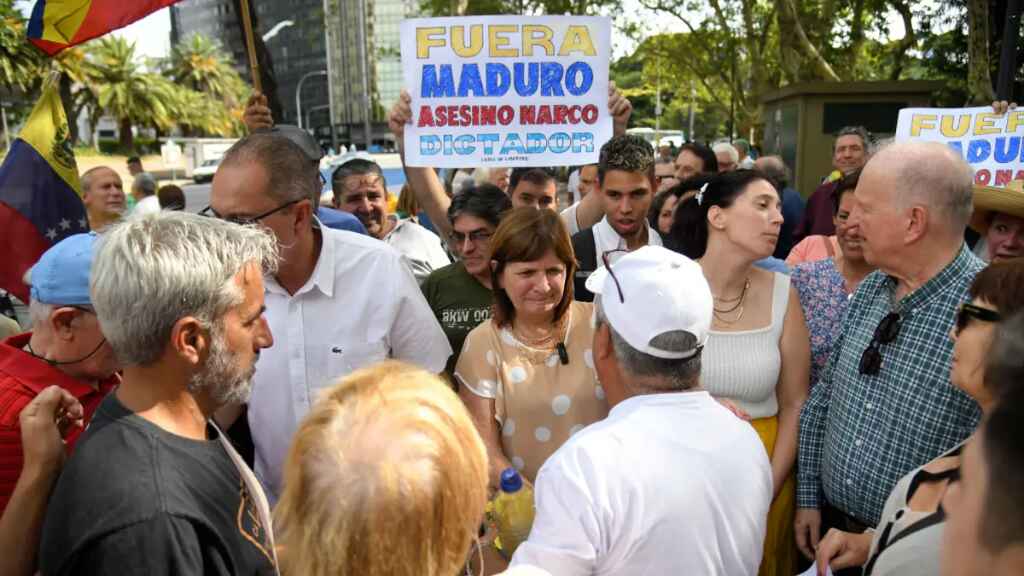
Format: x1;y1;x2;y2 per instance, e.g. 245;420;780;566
859;312;902;375
954;303;1001;336
451;230;493;245
199;198;302;226
601;249;628;303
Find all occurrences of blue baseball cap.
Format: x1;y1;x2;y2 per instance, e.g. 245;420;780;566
28;232;97;306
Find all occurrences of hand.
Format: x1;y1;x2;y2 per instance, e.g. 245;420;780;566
715;397;751;421
19;386;84;477
794;507;823;560
992;101;1017;115
816;528;872;574
608;82;632;137
243;92;274;132
389;90;414;144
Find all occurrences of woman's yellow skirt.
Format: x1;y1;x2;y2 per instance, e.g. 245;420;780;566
750;416;797;576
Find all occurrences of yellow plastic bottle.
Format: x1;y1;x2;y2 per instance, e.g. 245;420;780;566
492;467;535;560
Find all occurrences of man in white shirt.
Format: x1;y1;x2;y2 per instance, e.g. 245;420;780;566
128;172;161;219
208;132;451;501
571;134;663;302
331;156;450;282
512;246;772;575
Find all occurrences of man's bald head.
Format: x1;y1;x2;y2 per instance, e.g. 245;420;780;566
754;156;790;189
81;166;119;193
866;141;973;233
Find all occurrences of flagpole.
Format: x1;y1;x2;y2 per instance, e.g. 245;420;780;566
239;0;263;93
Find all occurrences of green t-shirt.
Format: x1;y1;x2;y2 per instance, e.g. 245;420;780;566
421;261;493;374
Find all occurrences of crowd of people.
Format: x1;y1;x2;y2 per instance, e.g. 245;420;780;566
0;87;1022;576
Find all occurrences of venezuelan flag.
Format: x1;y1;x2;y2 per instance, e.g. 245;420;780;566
0;77;87;303
27;0;180;56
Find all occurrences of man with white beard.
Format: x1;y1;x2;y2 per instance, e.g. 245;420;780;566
39;213;280;576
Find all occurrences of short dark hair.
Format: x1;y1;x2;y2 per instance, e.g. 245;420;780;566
448;183;512;228
127;156;141;165
834;126;872;152
331;159;386;204
489;207;575;327
970;258;1024;333
220;132;320;207
508;167;556;194
831;169;861;215
598;134;655;185
980;373;1024;552
667;169;777;259
157;184;185;211
678;143;718;174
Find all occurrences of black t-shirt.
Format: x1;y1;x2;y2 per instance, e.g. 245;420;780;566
39;394;277;576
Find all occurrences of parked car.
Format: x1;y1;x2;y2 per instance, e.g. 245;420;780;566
192;158;220;183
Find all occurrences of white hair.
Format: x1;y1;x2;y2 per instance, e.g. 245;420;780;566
871;140;974;232
712;142;739;164
28;300;55;328
90;212;279;366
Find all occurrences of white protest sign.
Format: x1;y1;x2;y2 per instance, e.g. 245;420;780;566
400;16;612;168
895;106;1024;187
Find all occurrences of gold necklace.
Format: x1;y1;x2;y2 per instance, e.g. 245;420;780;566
713;278;750;324
511;313;569;364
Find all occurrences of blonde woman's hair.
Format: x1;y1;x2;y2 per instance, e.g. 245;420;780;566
274;361;489;576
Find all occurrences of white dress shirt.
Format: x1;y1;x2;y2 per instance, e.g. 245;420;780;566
512;391;772;576
591;215;662;254
383;216;451;283
249;225;452;500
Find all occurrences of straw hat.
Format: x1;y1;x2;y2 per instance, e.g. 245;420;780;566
971;179;1024;234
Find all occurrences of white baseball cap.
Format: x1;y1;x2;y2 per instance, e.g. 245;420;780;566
585;246;712;359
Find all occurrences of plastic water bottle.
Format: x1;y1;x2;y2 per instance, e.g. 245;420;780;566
492;467;535;559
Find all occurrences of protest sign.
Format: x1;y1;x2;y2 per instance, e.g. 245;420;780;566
399;16;612;168
895;106;1024;187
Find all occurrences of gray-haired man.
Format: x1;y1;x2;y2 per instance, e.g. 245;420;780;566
512;246;771;575
40;213;280;576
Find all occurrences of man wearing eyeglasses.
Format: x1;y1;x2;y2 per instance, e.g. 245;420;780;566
0;233;120;516
795;141;985;568
571;135;663;303
208;132;451;503
331;157;451;283
511;246;771;574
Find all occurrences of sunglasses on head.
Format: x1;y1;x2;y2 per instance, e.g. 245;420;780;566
954;303;1001;336
859;312;902;376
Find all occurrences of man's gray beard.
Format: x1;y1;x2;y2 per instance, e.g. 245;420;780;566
187;327;256;407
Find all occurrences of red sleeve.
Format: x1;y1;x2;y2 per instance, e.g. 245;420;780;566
0;384;33;517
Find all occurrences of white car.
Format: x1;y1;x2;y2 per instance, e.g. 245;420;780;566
191;158;220;183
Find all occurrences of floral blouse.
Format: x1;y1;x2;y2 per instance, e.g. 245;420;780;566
791;258;850;388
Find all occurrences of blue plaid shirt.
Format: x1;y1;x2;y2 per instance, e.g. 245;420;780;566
797;245;984;526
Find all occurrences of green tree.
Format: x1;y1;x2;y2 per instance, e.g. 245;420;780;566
85;36;175;151
0;0;41;92
164;34;248;136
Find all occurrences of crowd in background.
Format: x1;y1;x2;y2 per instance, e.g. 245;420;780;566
0;90;1022;576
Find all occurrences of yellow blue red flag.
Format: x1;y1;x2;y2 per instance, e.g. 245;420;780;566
27;0;180;56
0;76;87;303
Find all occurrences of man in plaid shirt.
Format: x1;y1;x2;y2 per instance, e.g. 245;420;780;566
795;141;984;564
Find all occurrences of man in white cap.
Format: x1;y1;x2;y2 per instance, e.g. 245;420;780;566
511;246;772;575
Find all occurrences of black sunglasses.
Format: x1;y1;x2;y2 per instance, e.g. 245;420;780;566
859;312;902;376
601;249;628;303
954;303;1001;336
199;198;302;226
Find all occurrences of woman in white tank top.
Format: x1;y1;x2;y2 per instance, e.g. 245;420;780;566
668;170;811;576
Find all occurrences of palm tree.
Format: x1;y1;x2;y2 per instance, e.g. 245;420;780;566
0;0;41;92
84;37;174;151
167;34;247;106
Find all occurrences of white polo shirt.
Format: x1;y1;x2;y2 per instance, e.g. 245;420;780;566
511;391;771;576
248;225;452;500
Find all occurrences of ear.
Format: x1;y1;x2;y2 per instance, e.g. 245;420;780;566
170;316;209;368
707;205;726;230
295;198;314;231
905;205;928;244
49;307;80;341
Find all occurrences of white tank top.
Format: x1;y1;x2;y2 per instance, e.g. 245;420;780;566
700;272;789;419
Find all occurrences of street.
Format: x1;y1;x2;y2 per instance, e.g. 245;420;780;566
182;182;211;213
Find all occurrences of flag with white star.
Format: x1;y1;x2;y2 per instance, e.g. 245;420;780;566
0;75;87;303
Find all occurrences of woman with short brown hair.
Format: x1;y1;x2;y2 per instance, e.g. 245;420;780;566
456;207;607;487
